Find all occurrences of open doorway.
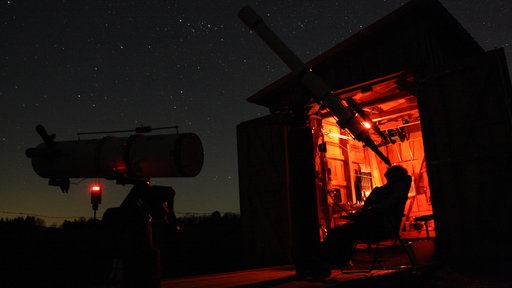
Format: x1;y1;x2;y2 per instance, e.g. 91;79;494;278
308;71;434;240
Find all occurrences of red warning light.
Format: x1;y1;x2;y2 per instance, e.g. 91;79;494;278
91;184;102;206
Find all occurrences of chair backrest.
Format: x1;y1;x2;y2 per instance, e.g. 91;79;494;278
388;174;412;232
362;175;412;241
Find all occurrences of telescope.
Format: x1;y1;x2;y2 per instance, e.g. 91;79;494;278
238;6;391;166
25;124;203;283
26;125;204;190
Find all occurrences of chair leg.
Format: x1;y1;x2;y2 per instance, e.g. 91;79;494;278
367;242;384;271
344;238;414;273
398;237;416;267
342;241;383;273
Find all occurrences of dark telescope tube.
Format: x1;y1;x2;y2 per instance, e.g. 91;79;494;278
238;6;391;166
26;133;204;180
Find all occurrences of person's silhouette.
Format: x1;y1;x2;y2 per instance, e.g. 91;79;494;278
314;165;412;275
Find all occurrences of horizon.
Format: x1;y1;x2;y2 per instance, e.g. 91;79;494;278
1;0;510;227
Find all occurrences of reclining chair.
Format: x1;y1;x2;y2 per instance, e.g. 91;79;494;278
341;171;416;272
342;212;415;272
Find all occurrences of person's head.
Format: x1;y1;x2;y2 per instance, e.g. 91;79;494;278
384;165;409;183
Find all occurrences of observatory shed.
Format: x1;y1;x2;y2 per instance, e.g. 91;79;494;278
237;0;512;273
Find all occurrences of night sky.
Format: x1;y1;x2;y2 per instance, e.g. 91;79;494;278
1;0;510;226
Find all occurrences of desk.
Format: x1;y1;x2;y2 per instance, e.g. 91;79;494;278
413;214;434;239
339;203;363;215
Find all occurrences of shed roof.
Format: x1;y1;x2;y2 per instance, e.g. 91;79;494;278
247;0;483;108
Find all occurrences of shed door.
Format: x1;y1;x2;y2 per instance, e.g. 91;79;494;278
417;48;512;271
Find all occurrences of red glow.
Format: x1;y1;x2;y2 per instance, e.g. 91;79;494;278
362;121;372;129
90;184;102;206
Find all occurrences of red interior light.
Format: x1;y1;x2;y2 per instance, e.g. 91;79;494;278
362;121;372;129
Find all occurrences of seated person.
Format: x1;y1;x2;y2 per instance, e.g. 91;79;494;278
319;165;412;271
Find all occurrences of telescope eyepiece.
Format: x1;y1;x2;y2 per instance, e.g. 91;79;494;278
25;148;37;158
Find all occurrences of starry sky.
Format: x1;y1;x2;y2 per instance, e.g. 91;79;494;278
1;0;511;226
